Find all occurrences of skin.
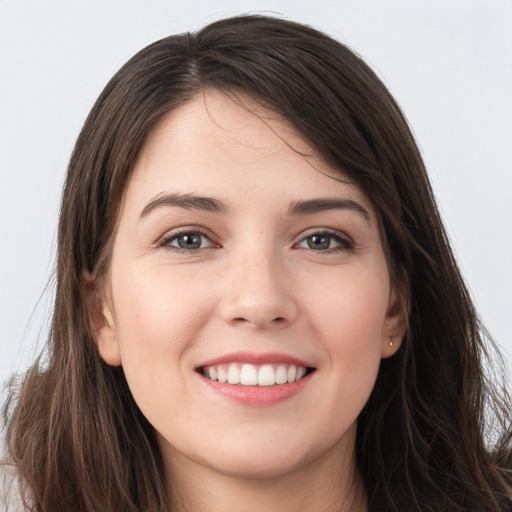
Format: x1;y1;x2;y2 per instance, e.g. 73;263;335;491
91;91;405;512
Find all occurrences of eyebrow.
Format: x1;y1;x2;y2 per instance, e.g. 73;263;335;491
140;193;229;218
288;198;370;223
140;193;370;223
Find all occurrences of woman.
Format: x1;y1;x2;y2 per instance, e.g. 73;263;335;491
2;14;511;512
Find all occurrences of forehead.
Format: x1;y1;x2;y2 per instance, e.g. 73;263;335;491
126;91;374;216
140;91;313;159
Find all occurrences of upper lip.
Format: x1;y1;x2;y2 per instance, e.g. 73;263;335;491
196;351;314;369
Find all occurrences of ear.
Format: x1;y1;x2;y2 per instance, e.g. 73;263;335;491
81;272;122;366
381;285;408;359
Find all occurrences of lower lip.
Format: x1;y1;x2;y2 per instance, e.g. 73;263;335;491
199;373;313;407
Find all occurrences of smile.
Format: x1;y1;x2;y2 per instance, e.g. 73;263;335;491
201;363;310;386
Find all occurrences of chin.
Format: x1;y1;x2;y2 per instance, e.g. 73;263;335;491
200;430;331;481
204;451;308;481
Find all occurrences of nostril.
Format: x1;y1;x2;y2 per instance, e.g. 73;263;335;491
233;317;249;324
225;312;292;329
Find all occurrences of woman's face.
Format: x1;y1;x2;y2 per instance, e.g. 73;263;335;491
94;91;404;480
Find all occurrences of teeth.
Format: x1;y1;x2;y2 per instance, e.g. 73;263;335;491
202;362;310;386
217;366;228;383
227;365;240;384
275;365;288;384
258;364;275;386
240;364;258;385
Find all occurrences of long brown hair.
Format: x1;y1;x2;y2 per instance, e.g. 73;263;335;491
3;15;511;512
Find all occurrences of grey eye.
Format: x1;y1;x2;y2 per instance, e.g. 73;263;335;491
168;232;210;250
306;235;332;250
297;231;352;252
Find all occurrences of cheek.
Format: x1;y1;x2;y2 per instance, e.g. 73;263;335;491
108;266;214;432
305;268;389;388
116;265;202;333
110;265;215;380
308;268;389;343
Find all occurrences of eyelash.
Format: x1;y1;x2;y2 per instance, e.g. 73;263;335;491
158;228;216;253
157;228;354;253
295;229;354;252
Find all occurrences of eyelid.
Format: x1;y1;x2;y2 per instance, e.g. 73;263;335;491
294;228;355;251
154;225;354;253
156;226;219;251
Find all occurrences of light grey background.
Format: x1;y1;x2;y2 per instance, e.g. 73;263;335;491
1;0;511;387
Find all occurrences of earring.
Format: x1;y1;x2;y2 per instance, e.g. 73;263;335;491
389;337;393;347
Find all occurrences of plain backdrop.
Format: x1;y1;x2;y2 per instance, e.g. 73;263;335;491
1;0;511;387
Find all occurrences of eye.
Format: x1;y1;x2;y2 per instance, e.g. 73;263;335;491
160;230;214;252
297;231;353;251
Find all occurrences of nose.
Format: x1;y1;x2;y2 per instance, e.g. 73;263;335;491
219;248;298;330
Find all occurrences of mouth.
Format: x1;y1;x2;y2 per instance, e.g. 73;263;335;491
197;362;315;387
195;353;316;406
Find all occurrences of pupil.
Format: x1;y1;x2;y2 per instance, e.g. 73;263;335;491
178;234;201;249
308;235;330;250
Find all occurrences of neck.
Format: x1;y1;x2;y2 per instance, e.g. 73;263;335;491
161;431;367;512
